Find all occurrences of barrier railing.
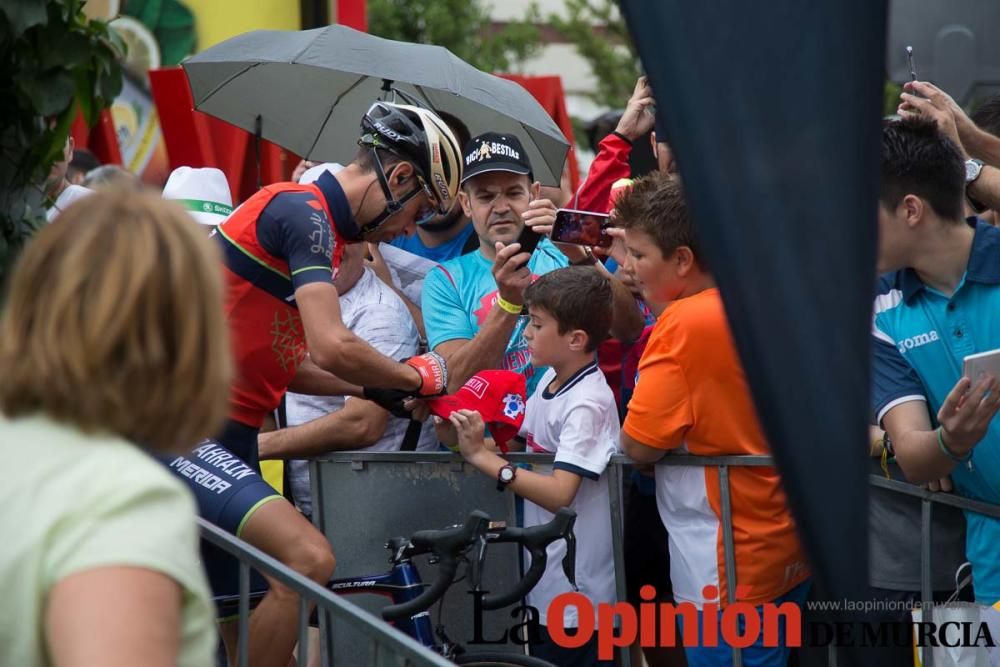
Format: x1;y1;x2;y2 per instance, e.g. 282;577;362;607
210;451;1000;667
198;517;452;667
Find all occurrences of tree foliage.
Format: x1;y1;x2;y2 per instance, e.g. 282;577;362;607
548;0;640;109
368;0;542;74
0;0;123;287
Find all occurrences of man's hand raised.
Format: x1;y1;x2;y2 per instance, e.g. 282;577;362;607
615;76;657;143
936;374;1000;458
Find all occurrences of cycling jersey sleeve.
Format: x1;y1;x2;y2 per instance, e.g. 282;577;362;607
257;191;338;290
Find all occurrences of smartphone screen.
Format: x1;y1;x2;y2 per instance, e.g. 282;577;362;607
551;209;613;248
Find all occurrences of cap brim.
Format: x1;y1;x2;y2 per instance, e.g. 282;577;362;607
426;395;470;419
190;211;227;226
461;162;532;185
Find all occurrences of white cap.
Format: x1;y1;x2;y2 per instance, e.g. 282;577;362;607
299;162;344;185
162;166;233;226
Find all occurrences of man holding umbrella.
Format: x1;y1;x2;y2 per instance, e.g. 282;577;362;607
163;101;463;666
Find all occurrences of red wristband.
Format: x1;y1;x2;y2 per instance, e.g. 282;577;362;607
405;352;448;396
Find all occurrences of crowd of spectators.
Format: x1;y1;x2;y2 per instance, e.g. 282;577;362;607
4;70;1000;667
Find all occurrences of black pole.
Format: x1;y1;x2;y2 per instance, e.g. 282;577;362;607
254;115;262;191
299;0;328;29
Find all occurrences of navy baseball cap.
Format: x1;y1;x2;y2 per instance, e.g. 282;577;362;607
461;132;533;184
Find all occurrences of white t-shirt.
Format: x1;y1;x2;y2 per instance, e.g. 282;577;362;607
285;268;437;514
519;362;620;628
0;413;215;667
46;184;93;222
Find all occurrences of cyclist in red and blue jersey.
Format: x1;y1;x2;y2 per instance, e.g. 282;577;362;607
163;101;463;666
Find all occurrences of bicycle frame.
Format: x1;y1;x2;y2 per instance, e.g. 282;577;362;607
329;560;437;648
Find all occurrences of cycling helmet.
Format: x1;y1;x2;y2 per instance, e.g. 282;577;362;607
359;102;463;215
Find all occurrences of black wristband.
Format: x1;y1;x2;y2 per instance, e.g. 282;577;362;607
611;131;634;145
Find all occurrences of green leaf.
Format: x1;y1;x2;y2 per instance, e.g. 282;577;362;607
74;67;96;125
104;23;127;59
16;69;76;117
39;30;92;69
97;65;122;103
1;0;49;36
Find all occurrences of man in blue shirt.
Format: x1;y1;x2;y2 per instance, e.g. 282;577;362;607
872;117;1000;603
422;132;643;396
389;110;478;264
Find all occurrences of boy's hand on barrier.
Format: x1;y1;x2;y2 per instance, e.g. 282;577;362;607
925;476;954;493
449;409;488;463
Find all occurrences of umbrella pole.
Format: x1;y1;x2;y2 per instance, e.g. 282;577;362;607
254;115;262;190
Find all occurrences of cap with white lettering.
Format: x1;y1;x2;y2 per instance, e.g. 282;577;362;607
461;132;533;184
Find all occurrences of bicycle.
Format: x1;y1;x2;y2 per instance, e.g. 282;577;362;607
217;508;578;666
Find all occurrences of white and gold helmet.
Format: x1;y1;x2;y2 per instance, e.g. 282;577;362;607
360;101;463;214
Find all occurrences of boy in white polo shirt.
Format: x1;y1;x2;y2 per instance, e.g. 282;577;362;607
443;266;620;666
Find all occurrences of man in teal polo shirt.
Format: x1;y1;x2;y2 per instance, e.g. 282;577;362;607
422;132;643;396
872;117;1000;603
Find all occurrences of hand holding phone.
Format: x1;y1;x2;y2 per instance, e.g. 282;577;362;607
550;209;614;249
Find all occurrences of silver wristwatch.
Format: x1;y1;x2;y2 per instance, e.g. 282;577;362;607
966;159;984;185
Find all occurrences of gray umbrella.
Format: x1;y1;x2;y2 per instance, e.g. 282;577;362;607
182;25;569;185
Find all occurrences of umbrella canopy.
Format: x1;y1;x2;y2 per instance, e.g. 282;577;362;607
183;25;569;185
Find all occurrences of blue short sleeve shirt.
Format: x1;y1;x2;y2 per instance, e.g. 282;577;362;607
871;219;1000;601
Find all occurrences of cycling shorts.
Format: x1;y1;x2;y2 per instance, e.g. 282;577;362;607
160;420;281;613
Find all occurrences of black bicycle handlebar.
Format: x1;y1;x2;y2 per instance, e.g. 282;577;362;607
479;507;577;610
381;510;490;621
379;508;577;621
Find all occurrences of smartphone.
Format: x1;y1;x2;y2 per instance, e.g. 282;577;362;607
550;208;613;249
906;45;917;82
514;224;543;256
963;349;1000;384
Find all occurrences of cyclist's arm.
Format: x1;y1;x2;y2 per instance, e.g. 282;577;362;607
297;282;421;391
259;399;390;459
46;567;181;667
288;357;363;397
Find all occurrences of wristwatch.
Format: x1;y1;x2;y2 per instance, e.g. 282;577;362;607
496;463;517;491
965;159;984;185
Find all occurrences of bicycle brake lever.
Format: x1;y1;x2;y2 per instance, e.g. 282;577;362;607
562;530;578;591
470;534;488;590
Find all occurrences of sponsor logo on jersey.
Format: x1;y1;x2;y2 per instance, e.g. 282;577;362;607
896;330;940;354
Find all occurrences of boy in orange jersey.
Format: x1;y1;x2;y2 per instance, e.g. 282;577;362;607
616;172;810;667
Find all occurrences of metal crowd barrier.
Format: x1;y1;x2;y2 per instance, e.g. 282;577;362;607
207;451;1000;667
198;518;452;667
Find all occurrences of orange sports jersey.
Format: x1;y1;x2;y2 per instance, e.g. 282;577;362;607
214;172;353;429
623;288;809;608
